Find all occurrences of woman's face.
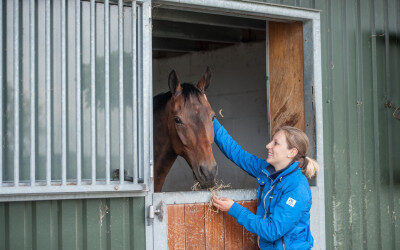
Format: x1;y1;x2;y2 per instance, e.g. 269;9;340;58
266;130;295;167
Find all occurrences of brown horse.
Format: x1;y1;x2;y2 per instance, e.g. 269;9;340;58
153;67;217;192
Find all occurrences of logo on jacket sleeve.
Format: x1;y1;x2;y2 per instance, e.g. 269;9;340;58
286;197;297;207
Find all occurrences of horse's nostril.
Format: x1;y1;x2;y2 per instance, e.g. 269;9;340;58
199;166;207;179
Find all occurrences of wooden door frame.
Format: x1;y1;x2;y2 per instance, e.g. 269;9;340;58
148;1;324;249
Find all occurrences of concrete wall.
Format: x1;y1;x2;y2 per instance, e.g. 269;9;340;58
153;41;267;191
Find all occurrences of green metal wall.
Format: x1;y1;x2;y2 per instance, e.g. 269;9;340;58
261;0;400;249
0;197;146;250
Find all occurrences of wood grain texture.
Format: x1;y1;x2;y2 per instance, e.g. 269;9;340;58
269;21;305;134
167;204;185;250
205;205;224;249
185;204;206;249
167;201;257;249
242;201;258;249
224;201;244;249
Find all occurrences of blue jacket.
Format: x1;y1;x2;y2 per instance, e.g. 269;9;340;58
213;119;313;250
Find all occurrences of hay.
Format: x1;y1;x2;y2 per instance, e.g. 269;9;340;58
191;180;231;213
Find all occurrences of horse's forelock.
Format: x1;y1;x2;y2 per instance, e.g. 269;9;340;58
181;83;203;103
153;83;204;113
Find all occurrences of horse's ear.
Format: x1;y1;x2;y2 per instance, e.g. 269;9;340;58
196;67;211;93
168;70;181;95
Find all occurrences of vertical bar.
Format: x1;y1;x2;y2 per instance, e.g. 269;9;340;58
0;0;4;186
76;0;82;185
137;4;143;182
61;0;67;186
45;0;52;186
90;0;96;185
147;1;154;185
142;0;150;185
30;0;36;186
131;0;138;184
104;0;110;184
13;0;20;186
118;0;124;184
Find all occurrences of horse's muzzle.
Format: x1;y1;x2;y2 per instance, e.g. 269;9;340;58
198;164;217;188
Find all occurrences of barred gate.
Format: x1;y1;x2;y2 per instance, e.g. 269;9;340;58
0;0;153;201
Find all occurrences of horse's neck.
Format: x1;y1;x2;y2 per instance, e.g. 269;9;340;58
153;110;177;192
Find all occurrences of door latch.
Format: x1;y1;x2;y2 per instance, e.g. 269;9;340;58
148;202;163;226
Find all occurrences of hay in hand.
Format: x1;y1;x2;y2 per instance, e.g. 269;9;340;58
207;181;231;213
191;180;231;213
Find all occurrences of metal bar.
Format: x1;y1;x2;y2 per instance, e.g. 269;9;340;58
132;0;138;184
104;0;111;185
61;0;67;186
30;0;36;186
0;182;148;197
76;0;82;185
118;0;124;184
0;189;148;202
45;0;52;186
90;0;96;185
0;0;3;186
142;0;150;185
147;2;154;185
137;4;143;181
13;0;20;186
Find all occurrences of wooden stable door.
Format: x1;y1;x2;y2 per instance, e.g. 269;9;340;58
167;201;258;249
269;21;305;133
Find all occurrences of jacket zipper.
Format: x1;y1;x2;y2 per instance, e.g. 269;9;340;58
257;180;275;247
282;236;286;250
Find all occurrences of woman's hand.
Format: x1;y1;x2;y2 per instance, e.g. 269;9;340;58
212;196;234;211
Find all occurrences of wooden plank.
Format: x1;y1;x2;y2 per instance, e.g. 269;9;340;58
205;205;224;249
268;21;305;134
224;201;244;249
167;204;186;249
185;203;206;249
242;200;258;249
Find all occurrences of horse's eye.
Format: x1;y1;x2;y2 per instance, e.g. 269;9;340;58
174;117;183;124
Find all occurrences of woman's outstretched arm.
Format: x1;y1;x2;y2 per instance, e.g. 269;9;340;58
213;119;268;177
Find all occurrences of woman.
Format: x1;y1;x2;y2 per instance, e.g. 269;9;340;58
212;119;318;250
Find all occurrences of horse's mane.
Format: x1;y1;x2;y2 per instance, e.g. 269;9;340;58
153;83;202;112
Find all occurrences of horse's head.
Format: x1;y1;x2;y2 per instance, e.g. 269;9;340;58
166;67;217;189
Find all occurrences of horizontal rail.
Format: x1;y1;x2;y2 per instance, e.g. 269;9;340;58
0;183;148;202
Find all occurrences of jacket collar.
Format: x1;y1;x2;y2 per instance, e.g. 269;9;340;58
262;161;300;184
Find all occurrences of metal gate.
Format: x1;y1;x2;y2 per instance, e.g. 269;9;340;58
0;0;153;201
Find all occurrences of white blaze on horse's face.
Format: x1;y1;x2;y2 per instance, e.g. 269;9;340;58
167;68;217;189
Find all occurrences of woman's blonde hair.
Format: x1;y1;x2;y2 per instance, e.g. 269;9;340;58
274;126;319;179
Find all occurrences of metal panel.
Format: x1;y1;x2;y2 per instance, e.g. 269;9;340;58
0;197;146;250
0;0;150;201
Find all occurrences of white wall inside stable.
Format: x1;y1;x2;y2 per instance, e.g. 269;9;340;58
153;41;267;192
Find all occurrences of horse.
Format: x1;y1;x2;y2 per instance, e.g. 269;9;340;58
152;67;217;192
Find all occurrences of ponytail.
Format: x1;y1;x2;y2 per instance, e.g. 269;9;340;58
300;156;319;179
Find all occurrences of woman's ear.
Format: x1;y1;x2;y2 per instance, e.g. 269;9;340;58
288;148;298;158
